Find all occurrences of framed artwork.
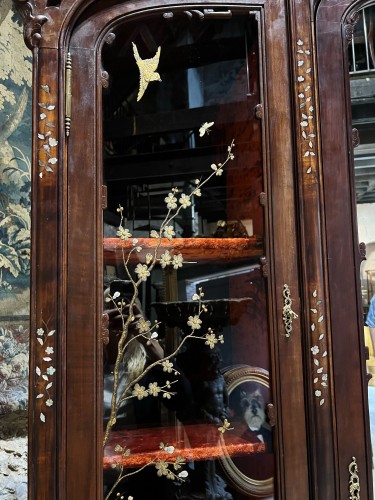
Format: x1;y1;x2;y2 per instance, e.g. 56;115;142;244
220;365;273;498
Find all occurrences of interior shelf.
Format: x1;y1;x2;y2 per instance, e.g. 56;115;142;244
103;423;266;469
103;237;263;265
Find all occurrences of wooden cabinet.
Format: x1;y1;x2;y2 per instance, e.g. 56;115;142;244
15;0;372;499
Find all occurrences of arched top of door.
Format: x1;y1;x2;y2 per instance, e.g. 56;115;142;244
13;0;265;51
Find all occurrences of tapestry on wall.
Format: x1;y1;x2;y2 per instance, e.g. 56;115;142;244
0;1;31;415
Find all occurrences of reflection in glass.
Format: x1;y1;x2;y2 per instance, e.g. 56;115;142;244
102;12;274;499
349;9;375;495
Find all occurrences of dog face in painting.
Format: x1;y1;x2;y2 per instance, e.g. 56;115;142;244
240;388;266;432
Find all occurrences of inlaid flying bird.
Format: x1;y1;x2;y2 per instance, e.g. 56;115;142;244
132;42;162;102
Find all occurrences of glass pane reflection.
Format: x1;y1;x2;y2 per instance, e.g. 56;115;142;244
102;13;274;500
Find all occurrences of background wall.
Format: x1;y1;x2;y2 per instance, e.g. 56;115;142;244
357;203;375;307
0;2;31;498
0;0;31;416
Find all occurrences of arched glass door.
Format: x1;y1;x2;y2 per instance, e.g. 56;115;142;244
101;12;273;500
67;3;309;499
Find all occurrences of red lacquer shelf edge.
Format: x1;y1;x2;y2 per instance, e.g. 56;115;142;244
103;237;263;265
103;424;266;469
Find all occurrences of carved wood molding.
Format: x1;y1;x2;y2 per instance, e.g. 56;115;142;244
13;0;48;50
352;128;360;148
163;9;232;21
344;11;360;46
359;242;366;263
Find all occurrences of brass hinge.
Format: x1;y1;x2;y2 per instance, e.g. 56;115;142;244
255;103;263;119
65;52;72;136
266;403;276;427
101;185;107;209
102;313;109;345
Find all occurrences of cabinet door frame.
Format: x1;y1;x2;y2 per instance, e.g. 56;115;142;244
315;0;373;497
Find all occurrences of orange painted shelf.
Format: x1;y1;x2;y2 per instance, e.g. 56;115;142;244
103;423;266;469
103;237;263;265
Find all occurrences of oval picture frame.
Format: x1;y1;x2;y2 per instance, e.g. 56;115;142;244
219;365;274;498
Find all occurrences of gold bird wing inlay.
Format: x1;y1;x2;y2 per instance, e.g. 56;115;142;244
132;42;162;101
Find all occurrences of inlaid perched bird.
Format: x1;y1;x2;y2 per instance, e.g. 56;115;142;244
132;42;162;102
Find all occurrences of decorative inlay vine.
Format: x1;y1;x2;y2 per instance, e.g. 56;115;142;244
348;457;360;499
310;289;328;406
296;40;316;174
13;0;48;50
35;325;56;422
38;84;58;177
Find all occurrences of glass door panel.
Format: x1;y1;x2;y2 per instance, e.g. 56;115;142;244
101;12;274;500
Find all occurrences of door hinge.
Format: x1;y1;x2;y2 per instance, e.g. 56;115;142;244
255;103;263;119
260;256;268;278
101;185;107;209
102;313;109;345
65;52;72;136
266;403;276;427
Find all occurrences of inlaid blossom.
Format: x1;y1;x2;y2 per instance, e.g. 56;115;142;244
148;382;161;397
187;315;202;330
155;460;169;477
311;345;319;355
163;225;175;240
205;333;217;349
172;254;183;269
210;163;223;176
117;226;131;240
45;399;53;407
160;250;172;268
45;346;54;355
162;360;173;373
136;317;151;333
46;366;56;375
37;328;44;336
135;263;150;281
322;373;328;382
173;456;184;470
179;193;191;209
165;193;177;209
132;383;148;400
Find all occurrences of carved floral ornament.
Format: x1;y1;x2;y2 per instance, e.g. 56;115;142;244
13;0;48;50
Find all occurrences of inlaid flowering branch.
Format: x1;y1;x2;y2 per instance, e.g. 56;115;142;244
296;39;316;174
35;324;56;422
37;84;58;177
103;123;234;499
310;289;328;406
